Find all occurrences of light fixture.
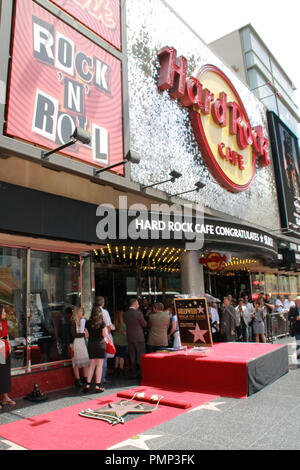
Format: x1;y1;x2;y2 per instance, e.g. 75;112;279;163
141;170;182;190
41;127;91;160
171;181;206;198
93;150;140;177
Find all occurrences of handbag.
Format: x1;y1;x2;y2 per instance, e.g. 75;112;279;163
68;344;74;358
104;335;116;356
0;339;6;364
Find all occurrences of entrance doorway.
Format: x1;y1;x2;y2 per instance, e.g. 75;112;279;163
94;267;138;314
210;271;251;302
94;266;181;317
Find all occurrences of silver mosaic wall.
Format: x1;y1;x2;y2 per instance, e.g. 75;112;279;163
125;0;281;232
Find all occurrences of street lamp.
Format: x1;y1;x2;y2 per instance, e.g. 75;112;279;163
141;170;182;190
93;150;140;177
41;127;91;160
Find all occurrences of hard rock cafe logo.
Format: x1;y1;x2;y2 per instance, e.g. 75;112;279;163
157;47;270;193
200;252;227;272
73;0;116;29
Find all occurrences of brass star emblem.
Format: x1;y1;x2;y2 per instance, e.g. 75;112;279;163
108;402;154;418
79;401;155;425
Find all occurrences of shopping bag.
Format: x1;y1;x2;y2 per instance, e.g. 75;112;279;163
104;335;116;357
0;339;6;364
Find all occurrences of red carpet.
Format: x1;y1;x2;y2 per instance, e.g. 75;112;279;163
117;388;192;409
141;343;288;399
0;388;218;450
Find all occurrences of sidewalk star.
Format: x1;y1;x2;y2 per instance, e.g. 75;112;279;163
107;434;163;450
188;402;226;413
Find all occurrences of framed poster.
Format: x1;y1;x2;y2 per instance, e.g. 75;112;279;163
267;111;300;236
6;0;124;174
50;0;121;50
174;298;213;348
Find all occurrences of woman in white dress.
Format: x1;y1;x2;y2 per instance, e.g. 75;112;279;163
69;307;90;387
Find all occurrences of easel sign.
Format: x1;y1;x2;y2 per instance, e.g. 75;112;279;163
174;298;213;348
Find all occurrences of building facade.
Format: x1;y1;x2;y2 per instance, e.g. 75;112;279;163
210;24;300;138
210;22;300;293
0;0;297;395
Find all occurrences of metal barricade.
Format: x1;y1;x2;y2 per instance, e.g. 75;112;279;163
265;312;289;343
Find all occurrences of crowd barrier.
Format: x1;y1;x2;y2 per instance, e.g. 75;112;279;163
265;312;290;343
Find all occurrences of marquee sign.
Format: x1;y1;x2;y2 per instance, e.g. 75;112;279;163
95;208;278;254
6;0;124;173
50;0;121;50
157;47;270;193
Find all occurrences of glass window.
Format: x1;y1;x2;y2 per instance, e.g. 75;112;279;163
271;61;295;99
81;254;93;319
126;276;138;297
245;52;272;83
261;95;278;113
274;80;298;114
289;276;298;295
241;29;252;53
278;275;290;294
251;272;265;297
265;273;278;293
29;251;80;366
249;34;271;69
277;100;298;135
0;247;27;369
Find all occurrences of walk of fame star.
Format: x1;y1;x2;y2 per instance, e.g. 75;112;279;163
188;322;208;343
0;439;27;450
108;402;154;418
79;401;155;425
187;402;226;413
108;434;163;450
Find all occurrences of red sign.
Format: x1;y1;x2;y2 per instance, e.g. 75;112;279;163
200;252;227;272
50;0;121;50
6;0;124;174
157;47;270;193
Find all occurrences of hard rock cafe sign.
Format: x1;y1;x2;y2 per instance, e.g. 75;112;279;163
157;47;270;193
200;252;227;272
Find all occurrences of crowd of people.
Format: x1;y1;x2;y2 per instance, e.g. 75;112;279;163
1;292;300;403
209;292;298;346
57;292;300;389
69;296;180;390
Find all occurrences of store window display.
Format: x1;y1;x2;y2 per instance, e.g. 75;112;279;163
29;251;81;365
0;247;27;369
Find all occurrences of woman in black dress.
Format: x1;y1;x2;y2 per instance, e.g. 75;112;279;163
84;306;106;393
0;306;16;407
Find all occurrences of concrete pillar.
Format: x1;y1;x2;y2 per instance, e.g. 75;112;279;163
180;251;205;296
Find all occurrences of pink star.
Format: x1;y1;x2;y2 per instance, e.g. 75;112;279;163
198;306;204;314
188;323;208;343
